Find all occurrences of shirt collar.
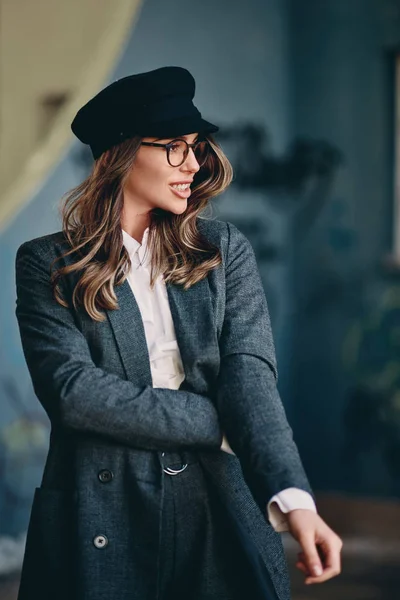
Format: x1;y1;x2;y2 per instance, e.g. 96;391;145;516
121;227;150;265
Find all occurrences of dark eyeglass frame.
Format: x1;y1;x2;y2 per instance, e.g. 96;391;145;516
140;137;209;167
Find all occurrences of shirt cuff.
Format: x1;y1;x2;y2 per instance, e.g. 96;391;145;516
267;488;317;532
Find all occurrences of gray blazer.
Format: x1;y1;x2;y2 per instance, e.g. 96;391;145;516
15;217;313;600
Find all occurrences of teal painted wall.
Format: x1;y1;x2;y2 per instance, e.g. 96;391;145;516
288;0;400;496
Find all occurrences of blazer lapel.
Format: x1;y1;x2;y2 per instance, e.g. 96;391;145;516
165;277;220;393
106;278;153;385
106;275;220;392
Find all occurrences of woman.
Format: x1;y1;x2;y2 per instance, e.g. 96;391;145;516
15;66;342;600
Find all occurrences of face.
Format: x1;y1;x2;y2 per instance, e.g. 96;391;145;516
122;132;201;220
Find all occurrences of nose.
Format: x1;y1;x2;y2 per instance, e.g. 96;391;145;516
181;147;200;173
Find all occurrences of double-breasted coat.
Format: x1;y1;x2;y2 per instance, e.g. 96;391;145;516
14;217;314;600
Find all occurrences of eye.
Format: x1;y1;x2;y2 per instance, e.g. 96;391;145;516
168;143;180;152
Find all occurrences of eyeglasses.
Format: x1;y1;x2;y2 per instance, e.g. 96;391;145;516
140;138;210;167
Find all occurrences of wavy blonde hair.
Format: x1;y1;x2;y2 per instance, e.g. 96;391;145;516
51;134;233;321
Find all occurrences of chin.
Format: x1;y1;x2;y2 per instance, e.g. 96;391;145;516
166;202;188;214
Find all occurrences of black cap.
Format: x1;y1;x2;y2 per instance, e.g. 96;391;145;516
71;66;219;159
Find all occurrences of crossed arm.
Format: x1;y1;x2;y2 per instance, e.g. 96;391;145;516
16;234;312;505
15;240;223;452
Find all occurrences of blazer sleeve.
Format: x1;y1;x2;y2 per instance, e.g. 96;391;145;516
215;221;314;507
15;239;222;451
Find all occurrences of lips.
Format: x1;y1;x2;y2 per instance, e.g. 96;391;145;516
169;183;192;199
170;180;193;185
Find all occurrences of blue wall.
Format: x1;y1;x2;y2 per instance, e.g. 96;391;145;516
288;0;400;496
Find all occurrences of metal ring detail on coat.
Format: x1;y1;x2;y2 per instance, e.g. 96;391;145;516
161;452;188;475
163;464;188;475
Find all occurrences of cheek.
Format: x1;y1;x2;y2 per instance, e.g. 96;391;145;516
127;158;169;197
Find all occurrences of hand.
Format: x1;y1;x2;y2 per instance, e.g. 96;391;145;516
286;509;343;585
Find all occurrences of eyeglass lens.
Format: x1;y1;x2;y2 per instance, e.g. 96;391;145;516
167;140;209;167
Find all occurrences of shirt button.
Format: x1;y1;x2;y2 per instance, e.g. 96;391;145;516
93;535;108;549
98;469;113;483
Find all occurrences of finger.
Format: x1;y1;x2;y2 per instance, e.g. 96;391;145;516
314;538;342;581
298;534;324;578
304;539;342;584
323;537;342;573
295;561;309;576
297;549;337;585
297;552;310;575
305;567;340;585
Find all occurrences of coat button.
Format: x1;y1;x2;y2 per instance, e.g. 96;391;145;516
93;535;108;549
98;469;113;483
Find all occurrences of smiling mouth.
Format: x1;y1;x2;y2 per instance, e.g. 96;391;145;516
170;183;191;191
169;184;192;199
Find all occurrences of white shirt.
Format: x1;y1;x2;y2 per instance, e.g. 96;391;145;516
122;227;317;532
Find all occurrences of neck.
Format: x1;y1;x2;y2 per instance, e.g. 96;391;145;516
121;207;150;244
